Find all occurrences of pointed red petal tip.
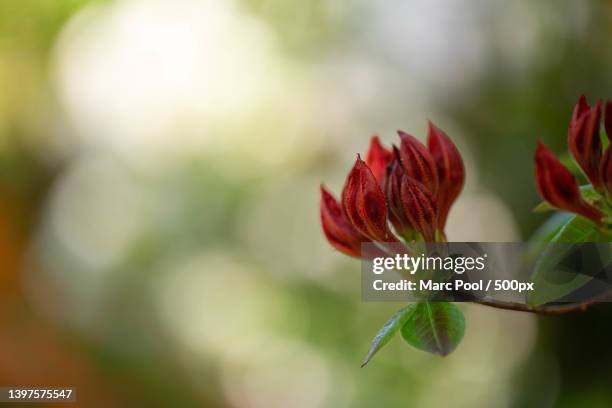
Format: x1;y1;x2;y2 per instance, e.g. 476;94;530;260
427;121;465;230
605;100;612;141
601;147;612;194
397;130;439;196
365;135;393;186
320;185;365;258
571;95;590;125
535;141;603;225
400;175;438;242
342;157;398;243
568;99;604;190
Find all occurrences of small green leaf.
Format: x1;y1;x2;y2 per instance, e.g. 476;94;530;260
361;304;416;367
578;184;602;205
400;302;465;356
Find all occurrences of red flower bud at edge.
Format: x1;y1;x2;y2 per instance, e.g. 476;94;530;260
365;135;393;186
427;121;465;231
568;99;603;190
400;175;438;242
397;131;439;196
535;141;603;225
342;156;399;243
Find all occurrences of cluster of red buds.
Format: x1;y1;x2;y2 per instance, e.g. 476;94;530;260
320;122;465;258
535;96;612;226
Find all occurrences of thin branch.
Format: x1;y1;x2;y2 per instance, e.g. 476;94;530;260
474;292;612;315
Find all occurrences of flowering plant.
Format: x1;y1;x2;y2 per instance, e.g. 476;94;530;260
320;122;467;362
320;98;612;365
535;97;612;230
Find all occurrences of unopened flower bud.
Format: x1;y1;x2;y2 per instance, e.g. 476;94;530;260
365;135;393;186
342;156;399;242
427;121;465;230
320;185;366;258
400;175;438;242
535;141;603;225
397;130;439;196
568;98;604;190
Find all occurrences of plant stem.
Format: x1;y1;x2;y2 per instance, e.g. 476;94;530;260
475;293;612;315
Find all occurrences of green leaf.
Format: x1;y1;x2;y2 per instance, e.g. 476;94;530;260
400;301;465;356
529;212;573;243
547;215;602;243
361;304;416;367
528;216;608;306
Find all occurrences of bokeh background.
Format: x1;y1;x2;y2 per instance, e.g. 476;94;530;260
1;0;612;406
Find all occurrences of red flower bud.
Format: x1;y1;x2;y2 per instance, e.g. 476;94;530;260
568;99;603;190
570;95;590;128
535;141;603;225
385;150;412;235
365;135;393;186
342;156;398;242
397;130;439;196
320;185;366;258
427;121;465;230
400;175;438;242
321;126;467;255
601;146;612;194
605;100;612;141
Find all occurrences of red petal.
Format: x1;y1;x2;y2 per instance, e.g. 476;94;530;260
427;121;465;230
571;95;590;126
320;185;365;257
342;156;398;242
568;100;603;190
365;135;393;186
535;141;603;225
397;131;439;196
605;100;612;141
385;150;413;235
400;175;438;242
